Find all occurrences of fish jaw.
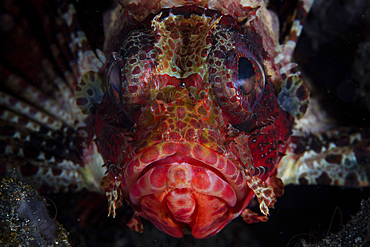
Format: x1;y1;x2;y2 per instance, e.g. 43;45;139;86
123;145;252;238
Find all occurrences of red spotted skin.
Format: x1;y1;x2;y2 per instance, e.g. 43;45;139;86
96;7;294;239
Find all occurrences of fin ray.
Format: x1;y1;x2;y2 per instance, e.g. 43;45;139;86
0;0;105;192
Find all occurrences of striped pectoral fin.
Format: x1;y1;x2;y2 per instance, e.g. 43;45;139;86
279;129;370;187
0;77;105;193
0;69;105;192
0;0;106;193
0;110;105;193
0;92;105;192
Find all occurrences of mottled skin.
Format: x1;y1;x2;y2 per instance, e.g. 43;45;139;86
96;5;298;238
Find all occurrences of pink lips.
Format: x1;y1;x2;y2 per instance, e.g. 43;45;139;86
129;162;237;207
129;161;238;238
120;142;253;238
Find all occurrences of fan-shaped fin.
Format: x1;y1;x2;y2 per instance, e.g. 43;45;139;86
0;0;105;192
279;127;370;187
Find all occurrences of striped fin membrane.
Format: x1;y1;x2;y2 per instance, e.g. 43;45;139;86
0;0;105;192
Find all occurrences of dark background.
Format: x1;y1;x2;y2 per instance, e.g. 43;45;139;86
45;0;370;246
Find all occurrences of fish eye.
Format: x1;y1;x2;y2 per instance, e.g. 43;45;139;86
236;55;265;107
106;60;123;105
209;32;266;126
239;56;256;83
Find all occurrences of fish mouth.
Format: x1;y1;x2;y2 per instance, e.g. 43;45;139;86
129;156;238;206
122;141;248;201
121;141;253;238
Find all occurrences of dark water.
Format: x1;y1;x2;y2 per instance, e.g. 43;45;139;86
47;185;369;246
1;0;370;246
